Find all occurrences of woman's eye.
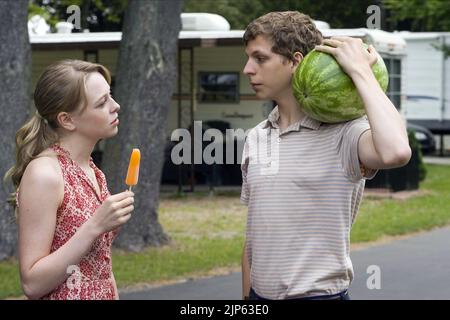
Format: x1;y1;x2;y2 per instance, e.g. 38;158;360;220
97;92;113;107
98;98;107;107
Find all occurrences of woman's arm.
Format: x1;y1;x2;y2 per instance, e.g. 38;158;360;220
111;273;119;300
18;158;100;299
18;158;134;299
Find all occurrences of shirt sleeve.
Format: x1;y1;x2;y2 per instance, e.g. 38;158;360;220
337;116;378;182
240;138;250;206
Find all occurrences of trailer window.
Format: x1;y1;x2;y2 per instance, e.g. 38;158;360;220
385;58;402;110
198;72;239;103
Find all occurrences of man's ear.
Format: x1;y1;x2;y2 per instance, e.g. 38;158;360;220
56;112;76;131
292;51;304;70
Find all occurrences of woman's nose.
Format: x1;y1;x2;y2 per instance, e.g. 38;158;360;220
112;98;120;112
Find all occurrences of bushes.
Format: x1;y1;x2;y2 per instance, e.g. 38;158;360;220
366;129;425;191
408;129;427;182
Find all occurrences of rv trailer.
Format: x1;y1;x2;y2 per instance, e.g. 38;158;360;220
29;14;408;186
397;31;450;155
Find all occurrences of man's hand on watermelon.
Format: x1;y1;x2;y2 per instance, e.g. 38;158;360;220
315;36;378;77
315;36;412;172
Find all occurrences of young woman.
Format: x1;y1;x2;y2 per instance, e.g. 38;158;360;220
4;60;135;300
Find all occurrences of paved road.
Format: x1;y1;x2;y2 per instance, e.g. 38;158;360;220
423;156;450;165
121;226;450;300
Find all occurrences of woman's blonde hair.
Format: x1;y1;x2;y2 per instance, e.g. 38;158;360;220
4;59;111;209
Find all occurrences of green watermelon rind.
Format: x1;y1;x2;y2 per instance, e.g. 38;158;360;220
292;44;389;123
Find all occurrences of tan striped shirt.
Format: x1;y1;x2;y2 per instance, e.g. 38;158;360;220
241;106;377;299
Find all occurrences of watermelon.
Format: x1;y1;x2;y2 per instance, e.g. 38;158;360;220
292;43;389;123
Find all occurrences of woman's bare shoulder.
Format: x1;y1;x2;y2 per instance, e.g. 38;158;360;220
22;149;63;189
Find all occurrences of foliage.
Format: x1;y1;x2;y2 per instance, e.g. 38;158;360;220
184;0;379;30
28;0;127;31
408;128;427;182
383;0;450;31
183;0;250;29
28;0;450;33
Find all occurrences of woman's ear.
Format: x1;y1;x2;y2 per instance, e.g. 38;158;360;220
56;112;76;131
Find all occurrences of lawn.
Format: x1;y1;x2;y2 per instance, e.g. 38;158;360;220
1;164;449;299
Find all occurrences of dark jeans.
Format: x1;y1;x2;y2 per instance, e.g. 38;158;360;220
249;288;350;301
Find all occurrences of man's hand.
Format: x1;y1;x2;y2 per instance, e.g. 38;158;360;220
315;36;378;78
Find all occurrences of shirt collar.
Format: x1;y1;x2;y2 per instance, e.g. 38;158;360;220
263;106;322;131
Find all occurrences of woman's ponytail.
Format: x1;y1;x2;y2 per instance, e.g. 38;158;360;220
3;111;59;208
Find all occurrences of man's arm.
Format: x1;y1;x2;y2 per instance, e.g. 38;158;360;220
242;241;250;300
350;62;411;170
315;37;411;170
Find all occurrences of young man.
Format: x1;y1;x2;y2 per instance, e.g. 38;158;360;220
240;11;411;300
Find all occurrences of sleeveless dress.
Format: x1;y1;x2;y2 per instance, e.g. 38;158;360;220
17;144;118;300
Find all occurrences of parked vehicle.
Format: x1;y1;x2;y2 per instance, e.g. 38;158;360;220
407;122;436;155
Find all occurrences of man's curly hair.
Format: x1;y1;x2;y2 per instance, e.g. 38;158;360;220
243;11;323;62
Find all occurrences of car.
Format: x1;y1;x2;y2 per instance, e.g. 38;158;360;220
407;122;436;155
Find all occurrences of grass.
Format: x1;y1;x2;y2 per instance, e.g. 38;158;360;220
0;259;20;299
113;194;246;288
351;164;450;242
1;164;450;299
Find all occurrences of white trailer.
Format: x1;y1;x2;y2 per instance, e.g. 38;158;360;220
28;14;408;185
397;31;450;154
29;17;407;134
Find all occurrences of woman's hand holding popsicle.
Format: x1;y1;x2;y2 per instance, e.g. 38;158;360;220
88;191;134;236
86;148;140;236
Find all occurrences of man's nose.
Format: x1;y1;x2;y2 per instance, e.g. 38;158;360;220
243;59;255;76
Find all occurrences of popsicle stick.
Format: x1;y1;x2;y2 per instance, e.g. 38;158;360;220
128;185;133;192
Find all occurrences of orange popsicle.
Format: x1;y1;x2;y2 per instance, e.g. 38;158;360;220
125;148;140;190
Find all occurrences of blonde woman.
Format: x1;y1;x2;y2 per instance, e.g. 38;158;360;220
4;60;134;300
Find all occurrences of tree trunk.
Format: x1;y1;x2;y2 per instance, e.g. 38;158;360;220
0;0;31;260
103;0;182;251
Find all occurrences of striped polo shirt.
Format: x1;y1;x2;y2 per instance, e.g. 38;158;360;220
241;106;377;299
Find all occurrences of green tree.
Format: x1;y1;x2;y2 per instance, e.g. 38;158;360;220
383;0;450;31
184;0;237;28
102;0;183;251
0;0;31;260
29;0;127;31
184;0;383;30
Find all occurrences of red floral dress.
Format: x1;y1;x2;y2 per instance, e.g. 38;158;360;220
17;144;118;300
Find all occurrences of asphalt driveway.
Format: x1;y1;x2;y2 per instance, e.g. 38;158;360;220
120;226;450;300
